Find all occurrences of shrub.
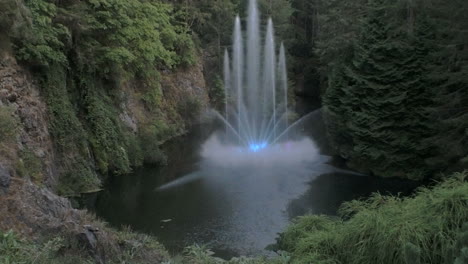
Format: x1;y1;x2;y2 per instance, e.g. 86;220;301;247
0;230;71;264
278;171;468;264
138;119;174;165
12;0;69;66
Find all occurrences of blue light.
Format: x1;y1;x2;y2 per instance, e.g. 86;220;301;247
248;142;268;152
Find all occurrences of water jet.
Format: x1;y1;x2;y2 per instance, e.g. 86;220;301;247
221;0;290;150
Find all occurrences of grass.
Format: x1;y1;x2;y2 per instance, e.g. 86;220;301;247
278;171;468;264
0;226;170;264
113;226;170;263
0;230;92;264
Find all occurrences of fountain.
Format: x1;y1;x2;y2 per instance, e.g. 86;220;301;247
89;0;386;258
221;0;290;151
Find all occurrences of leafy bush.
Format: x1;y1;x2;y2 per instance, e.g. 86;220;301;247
138;119;176;165
10;0;195;71
0;230;70;264
70;0;195;77
182;244;221;264
114;226;170;263
140;75;163;109
12;0;69;66
278;171;468;264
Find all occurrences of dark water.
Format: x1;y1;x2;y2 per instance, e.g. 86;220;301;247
86;107;417;259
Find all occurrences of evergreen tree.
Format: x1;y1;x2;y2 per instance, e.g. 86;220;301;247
324;0;435;179
424;0;468;173
288;0;321;97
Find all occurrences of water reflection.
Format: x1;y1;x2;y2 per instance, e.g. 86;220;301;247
288;173;417;217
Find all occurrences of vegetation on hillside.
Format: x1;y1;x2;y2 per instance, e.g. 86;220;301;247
0;227;170;264
0;0;199;195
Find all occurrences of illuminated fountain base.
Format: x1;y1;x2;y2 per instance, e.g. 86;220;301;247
201;134;320;168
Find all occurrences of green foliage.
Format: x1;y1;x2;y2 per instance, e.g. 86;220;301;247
42;66;100;196
42;67;86;153
0;230;69;264
3;0;200;194
323;0;436;179
209;75;226;111
422;0;468;173
0;228;171;264
0;229;289;264
138;120;175;165
451;223;468;264
182;244;221;264
12;0;69;66
171;0;237;48
278;171;468;264
82;79;130;175
257;0;292;38
313;0;368;72
72;0;195;76
9;0;195;71
300;0;468;179
140;74;163;109
286;0;323;98
124;132;144;168
114;226;170;263
0;106;17;145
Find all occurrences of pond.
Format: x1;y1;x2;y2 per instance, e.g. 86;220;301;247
85;106;417;259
